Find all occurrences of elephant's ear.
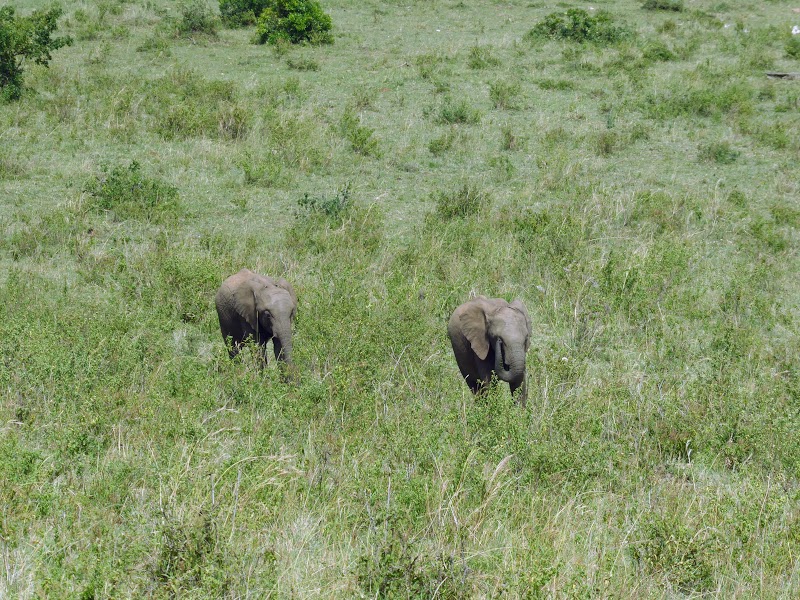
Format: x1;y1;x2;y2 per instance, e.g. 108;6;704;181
510;299;532;350
459;300;490;360
275;277;297;308
232;278;259;331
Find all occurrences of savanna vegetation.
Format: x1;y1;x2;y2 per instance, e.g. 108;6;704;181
1;0;800;597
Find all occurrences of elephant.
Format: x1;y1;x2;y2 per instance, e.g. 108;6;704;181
447;296;532;407
215;269;297;372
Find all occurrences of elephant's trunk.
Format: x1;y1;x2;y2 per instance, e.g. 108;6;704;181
494;338;524;384
272;326;293;365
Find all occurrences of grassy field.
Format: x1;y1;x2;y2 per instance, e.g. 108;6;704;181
2;0;800;596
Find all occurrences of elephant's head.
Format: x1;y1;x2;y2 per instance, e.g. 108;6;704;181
253;280;297;364
460;297;532;387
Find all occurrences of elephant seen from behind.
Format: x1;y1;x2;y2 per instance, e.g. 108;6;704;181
215;269;297;373
448;296;532;407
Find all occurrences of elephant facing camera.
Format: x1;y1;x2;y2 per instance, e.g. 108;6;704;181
215;269;298;380
447;296;532;407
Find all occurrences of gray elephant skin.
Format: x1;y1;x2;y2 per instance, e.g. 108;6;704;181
447;296;532;406
215;269;297;369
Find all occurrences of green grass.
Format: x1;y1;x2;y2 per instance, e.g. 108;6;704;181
2;0;800;597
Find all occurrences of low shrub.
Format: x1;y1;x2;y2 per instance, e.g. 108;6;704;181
83;162;181;222
254;0;333;45
286;56;319;70
698;140;740;164
528;9;630;45
489;80;521;110
437;97;481;125
786;36;800;59
296;182;352;220
176;0;219;37
432;183;491;219
467;44;500;69
428;127;459;155
286;183;383;256
0;5;72;101
642;39;675;62
340;109;380;157
219;0;270;27
642;0;684;11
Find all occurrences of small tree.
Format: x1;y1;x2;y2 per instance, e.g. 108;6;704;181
0;5;72;101
255;0;333;45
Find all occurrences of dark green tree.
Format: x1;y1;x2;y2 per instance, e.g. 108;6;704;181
0;5;72;101
255;0;333;45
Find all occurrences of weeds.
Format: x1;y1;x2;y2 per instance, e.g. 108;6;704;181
296;182;352;219
83;161;181;222
489;80;521;110
467;44;500;69
698;140;740;164
642;0;684;11
340;109;381;156
437;97;481;124
432;183;491;219
786;36;800;59
176;1;219;37
529;9;631;45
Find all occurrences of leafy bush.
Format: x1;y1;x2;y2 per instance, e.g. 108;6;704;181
437;97;481;124
642;0;684;11
254;0;333;45
642;39;675;62
219;0;270;27
0;5;72;101
84;162;181;222
340;109;380;157
786;36;800;59
176;0;219;37
698;140;740;164
529;9;630;45
296;183;352;219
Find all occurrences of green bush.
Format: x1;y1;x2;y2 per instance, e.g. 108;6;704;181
698;140;740;164
489;80;521;109
529;9;630;45
0;5;72;101
176;0;219;37
219;0;270;27
642;0;684;11
432;183;491;219
437;97;481;124
340;109;381;157
786;36;800;59
467;44;500;69
296;183;352;220
254;0;333;45
84;162;181;222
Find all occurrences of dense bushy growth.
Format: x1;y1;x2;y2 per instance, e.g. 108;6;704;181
642;0;684;11
218;0;270;26
84;162;181;222
0;5;72;101
529;8;630;44
255;0;333;45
